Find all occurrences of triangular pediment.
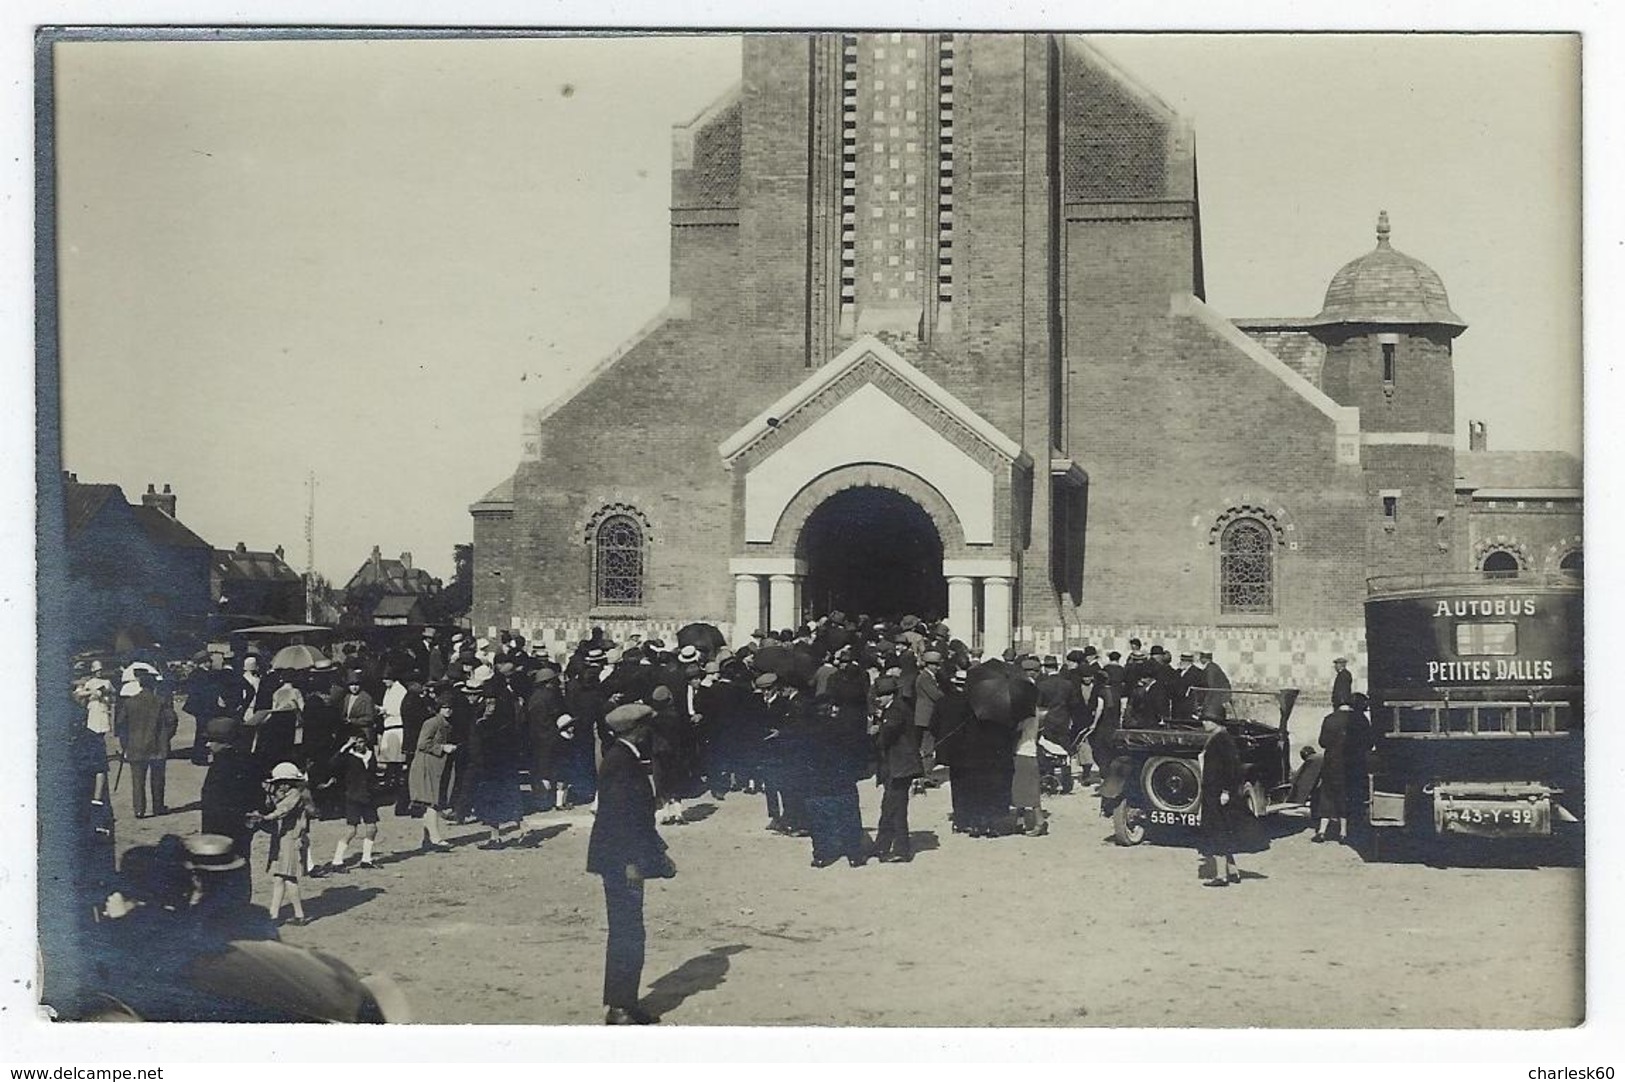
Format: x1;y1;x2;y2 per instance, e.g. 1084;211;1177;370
718;336;1025;466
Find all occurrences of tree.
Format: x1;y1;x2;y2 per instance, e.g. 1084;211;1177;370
426;543;473;624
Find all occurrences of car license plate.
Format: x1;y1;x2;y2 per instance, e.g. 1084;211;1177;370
1435;799;1550;837
1148;809;1200;827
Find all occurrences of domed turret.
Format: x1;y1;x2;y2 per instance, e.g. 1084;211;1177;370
1311;211;1466;332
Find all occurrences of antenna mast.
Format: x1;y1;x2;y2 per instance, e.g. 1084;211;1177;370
304;471;318;623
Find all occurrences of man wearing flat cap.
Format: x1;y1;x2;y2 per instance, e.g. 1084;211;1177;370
587;703;673;1025
1331;656;1353;709
871;676;923;862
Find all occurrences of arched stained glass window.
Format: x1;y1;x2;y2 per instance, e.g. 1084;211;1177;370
1480;550;1521;578
594;515;644;607
1218;517;1275;616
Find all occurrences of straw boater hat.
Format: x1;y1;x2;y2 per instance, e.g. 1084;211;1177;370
182;833;246;874
676;645;702;665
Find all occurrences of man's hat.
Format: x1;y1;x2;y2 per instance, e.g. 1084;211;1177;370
946;669;967;687
1198;651;1214;662
270;761;306;783
1065;649;1086;665
1179;652;1194;662
650;685;673;704
1333;656;1348;664
677;645;701;665
751;628;769;639
683;663;704;680
922;650;942;664
1083;645;1098;657
900;615;920;631
182;833;246;874
345;669;365;683
583;647;609;666
753;672;778;691
873;676;900;696
605;703;655;734
1042;655;1060;670
205;716;241;742
534;666;560;684
1020;657;1042;673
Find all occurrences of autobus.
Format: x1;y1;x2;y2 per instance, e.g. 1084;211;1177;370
1363;570;1582;851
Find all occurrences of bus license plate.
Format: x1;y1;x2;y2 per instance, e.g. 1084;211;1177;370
1149;809;1200;827
1436;800;1550;837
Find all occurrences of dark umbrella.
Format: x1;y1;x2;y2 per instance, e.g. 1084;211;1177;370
752;643;796;680
676;622;727;654
965;661;1037;728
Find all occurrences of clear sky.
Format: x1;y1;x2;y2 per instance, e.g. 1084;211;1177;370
52;32;1581;584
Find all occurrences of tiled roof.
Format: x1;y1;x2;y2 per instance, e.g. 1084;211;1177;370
371;594;424;618
1311;212;1465;329
214;547;301;582
64;482;122;535
131;503;212;549
345;557;439;595
1458;450;1582;492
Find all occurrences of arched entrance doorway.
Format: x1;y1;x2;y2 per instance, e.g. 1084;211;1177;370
798;486;946;620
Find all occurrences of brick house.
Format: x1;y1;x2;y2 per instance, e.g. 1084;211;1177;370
470;33;1580;693
63;478;214;653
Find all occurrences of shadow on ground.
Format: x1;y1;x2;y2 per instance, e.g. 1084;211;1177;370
640;944;750;1019
303;884;385;920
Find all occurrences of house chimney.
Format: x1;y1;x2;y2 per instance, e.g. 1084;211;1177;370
400;551;412;570
142;482;178;518
1468;420;1488;452
235;541;248;554
370;545;383;574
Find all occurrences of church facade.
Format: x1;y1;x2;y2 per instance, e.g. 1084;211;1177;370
469;33;1580;694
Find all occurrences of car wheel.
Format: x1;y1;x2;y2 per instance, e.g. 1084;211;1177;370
1112;801;1146;846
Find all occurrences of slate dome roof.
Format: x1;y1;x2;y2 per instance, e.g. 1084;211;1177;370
1311;211;1466;330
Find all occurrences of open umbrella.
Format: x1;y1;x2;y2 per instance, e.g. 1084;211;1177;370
271;643;328;671
676;622;726;653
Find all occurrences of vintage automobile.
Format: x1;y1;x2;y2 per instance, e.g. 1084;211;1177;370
1099;687;1301;845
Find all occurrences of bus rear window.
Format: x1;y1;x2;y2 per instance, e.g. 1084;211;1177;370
1455;622;1517;656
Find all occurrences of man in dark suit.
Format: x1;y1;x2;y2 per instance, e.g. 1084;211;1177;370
586;703;671;1025
1331;657;1354;709
871;676;924;862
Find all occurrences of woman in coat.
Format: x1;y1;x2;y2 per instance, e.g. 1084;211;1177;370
1314;704;1351;843
1196;715;1259;887
407;695;458;850
525;667;568;812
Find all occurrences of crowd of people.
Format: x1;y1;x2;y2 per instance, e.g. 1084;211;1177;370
65;611;1373;1023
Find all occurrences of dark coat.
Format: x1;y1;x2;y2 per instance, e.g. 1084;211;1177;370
1198;727;1266;856
875;696;924;783
1316;709;1351;817
1199;662;1233;720
525;682;567;778
586;739;668;878
1035;673;1077;742
118;689;177;762
200;747;264;845
1332;668;1354;709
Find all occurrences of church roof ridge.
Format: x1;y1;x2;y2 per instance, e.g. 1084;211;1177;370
718;335;1025;465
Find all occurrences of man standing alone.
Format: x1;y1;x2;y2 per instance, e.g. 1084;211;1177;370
1331;657;1353;709
586;703;674;1025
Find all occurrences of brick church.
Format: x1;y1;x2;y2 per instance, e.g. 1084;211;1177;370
470;33;1581;692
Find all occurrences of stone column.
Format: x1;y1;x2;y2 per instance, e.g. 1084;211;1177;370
733;574;761;644
946;576;975;645
768;574;800;633
982;576;1013;659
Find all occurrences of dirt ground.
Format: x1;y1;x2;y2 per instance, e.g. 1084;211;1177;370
106;714;1584;1029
